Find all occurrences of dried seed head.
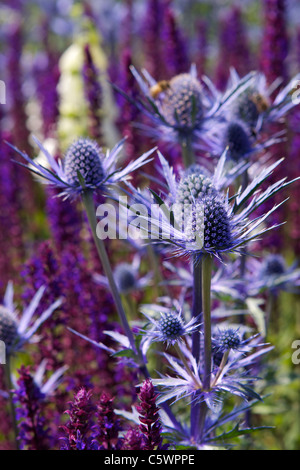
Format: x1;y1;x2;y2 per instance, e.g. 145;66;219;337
0;306;18;348
161;73;204;131
64;138;105;186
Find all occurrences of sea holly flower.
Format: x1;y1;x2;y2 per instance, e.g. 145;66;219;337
0;282;62;356
64;138;105;187
212;328;242;354
196;69;300;159
125;66;206;145
246;254;300;296
221;120;253;161
119;65;257;146
9;136;154;200
125;155;297;261
157;72;205;137
225;69;300;132
198;116;284;162
152;333;271;409
94;255;152;295
175;168;218;205
141;307;201;348
140;149;249;210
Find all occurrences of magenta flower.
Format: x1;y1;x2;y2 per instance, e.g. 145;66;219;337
136;379;166;450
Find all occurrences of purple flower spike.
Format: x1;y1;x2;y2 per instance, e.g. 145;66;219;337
60;387;95;450
136;378;166;450
82;44;103;143
13;366;51;450
261;0;289;88
161;5;189;78
93;392;121;450
121;428;144;450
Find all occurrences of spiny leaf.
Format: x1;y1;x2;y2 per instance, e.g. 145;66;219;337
209;423;274;443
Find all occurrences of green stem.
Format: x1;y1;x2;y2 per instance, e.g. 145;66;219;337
266;292;277;335
191;257;202;362
174;343;201;389
181;136;195;168
194;254;213;443
4;354;19;449
147;245;170;297
82;190;184;433
238;168;248;321
82;189;137;353
211;350;230;388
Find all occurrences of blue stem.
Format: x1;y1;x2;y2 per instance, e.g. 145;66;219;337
191;256;202;438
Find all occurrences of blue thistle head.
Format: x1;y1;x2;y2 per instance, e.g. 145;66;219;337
0;305;18;348
161;73;204;134
224;121;252;161
202;196;232;253
158;311;185;342
261;254;286;277
64;138;105;187
213;328;241;353
176;169;217;206
114;263;137;294
181;195;232;253
142;308;200;347
183;164;212;178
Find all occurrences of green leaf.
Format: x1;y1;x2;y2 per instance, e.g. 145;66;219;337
246;298;266;336
239;384;263;401
211;423;274;443
112;349;136;359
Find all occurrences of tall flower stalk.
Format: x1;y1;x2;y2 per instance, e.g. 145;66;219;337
191;254;213;442
81;189;137;354
190;257;202;439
